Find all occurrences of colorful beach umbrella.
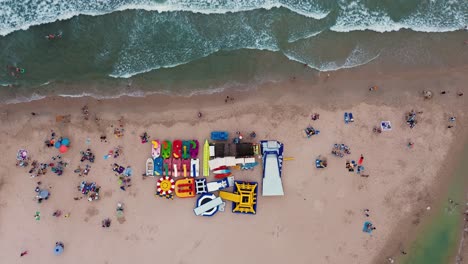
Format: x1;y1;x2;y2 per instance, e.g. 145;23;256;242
61;138;70;146
54;245;64;255
59;145;68;153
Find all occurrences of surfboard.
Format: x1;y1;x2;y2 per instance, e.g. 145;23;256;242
190;158;199;177
203;139;209;177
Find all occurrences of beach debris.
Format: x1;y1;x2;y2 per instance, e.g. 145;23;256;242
304;125;320;138
449;116;456;122
80;148;95;163
406;110;418;128
332;144;350;158
140;132;149;144
54;242;64;256
423;90;432;100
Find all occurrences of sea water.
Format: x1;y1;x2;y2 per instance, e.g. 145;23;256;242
401;143;468;264
0;0;467;102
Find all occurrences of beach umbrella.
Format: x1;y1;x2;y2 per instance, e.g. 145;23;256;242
54;141;61;148
59;145;68;153
54;245;64;255
39;189;49;199
61;138;70;146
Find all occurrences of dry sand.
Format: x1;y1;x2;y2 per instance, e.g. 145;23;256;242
0;66;466;264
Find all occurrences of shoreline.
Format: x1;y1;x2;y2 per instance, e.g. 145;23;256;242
0;64;466;264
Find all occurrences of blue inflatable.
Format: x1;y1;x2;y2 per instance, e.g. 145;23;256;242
62;138;70;146
54;141;61;148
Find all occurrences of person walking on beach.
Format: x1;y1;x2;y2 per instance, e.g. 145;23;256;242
358;154;364;165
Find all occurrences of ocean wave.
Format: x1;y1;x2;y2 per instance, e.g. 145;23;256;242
331;0;467;33
282;47;380;72
0;0;329;36
287;30;323;43
0;80;253;105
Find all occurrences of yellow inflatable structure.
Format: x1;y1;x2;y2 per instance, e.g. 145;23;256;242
219;181;257;215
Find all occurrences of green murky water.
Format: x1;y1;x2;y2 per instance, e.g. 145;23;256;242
401;143;467;264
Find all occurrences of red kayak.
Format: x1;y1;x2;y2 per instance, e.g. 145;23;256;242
214;172;232;179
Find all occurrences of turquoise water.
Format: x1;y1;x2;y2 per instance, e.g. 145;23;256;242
0;0;467;102
402;143;468;264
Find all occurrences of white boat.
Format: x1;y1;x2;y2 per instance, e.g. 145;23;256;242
146;158;154;176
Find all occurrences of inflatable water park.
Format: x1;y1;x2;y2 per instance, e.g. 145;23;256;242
144;133;286;216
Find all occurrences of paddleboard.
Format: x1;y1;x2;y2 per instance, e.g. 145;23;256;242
203;140;209;177
213;169;231;174
190;158;199;177
146;158;154;176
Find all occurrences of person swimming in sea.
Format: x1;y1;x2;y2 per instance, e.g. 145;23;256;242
46;33;62;40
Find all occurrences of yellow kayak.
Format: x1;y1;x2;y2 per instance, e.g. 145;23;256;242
203;139;209;177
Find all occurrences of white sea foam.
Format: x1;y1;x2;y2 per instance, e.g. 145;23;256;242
282;47;380;72
331;0;467;33
0;0;329;36
287;30;322;43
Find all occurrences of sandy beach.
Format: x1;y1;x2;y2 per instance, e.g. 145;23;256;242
0;65;467;264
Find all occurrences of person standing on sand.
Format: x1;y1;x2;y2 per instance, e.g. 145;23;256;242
358;154;364;165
